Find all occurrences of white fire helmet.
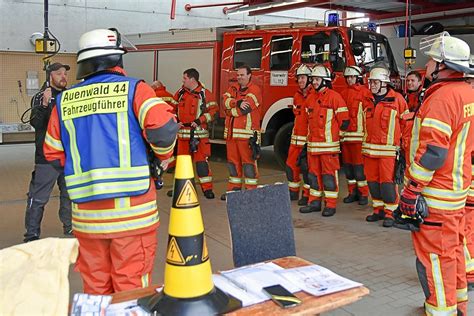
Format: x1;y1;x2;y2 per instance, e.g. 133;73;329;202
310;65;332;81
296;64;312;76
77;28;126;63
420;31;471;72
368;67;391;83
344;66;362;77
465;55;474;78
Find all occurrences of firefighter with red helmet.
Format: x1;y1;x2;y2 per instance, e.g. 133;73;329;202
399;33;474;314
43;28;178;294
339;66;371;205
221;64;262;200
173;68;218;199
363;66;408;227
299;65;349;217
286;64;312;205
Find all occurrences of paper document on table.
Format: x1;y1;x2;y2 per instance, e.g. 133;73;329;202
276;265;362;296
216;262;300;306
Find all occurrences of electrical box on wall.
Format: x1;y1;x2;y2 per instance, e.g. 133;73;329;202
26;71;40;96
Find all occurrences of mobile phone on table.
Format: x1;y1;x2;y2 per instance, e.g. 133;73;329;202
262;284;302;308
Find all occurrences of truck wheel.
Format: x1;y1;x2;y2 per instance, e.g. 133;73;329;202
273;122;293;169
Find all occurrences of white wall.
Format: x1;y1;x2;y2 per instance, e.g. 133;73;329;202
0;0;326;53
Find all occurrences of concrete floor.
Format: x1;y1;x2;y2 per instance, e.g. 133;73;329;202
1;143;473;315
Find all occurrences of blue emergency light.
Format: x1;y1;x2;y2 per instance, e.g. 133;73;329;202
367;22;377;32
327;13;339;26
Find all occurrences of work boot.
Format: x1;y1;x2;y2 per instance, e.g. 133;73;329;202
23;235;39;243
468;282;474;292
203;190;215;199
322;207;336;217
297;196;308;206
343;190;358;203
366;212;385;222
289;191;299;201
63;227;74;237
299;201;321;213
382;217;395;227
220;193;227;201
358;196;369;205
166;190;173;197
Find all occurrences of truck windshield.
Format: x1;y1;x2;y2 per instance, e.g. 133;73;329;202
347;29;398;73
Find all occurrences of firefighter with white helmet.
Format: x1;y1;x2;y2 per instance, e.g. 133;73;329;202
299;65;349;216
363;66;408;227
44;28;179;294
339;66;371;206
399;32;474;314
285;64;312;205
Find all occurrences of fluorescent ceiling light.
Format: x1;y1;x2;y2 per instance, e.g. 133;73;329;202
227;0;309;15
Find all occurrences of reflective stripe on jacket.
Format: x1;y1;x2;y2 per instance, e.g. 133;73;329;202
56;73;149;203
406;78;474;211
340;84;371;143
174;83;217;139
306;88;349;154
362;89;408;158
223;82;262;140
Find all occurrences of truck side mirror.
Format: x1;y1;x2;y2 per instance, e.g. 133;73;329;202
329;30;339;63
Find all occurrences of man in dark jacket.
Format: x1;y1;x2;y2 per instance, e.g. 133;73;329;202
23;62;72;242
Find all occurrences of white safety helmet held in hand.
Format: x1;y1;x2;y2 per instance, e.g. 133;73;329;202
344;66;362;77
296;64;312;76
420;32;470;72
368;67;391;83
310;65;332;81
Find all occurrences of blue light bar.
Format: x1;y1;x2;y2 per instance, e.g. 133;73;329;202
327;13;339;26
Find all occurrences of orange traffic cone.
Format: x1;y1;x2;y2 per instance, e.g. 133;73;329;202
139;155;240;315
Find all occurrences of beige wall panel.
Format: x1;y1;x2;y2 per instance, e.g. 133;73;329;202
123;51;155;84
156;48;214;94
0;52;78;124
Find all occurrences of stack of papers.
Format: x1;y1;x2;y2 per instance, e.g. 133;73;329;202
214;262;362;307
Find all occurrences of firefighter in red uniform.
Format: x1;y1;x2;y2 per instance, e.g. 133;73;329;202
43;28;178;294
151;80;178;172
339;66;371;205
173;68;218;199
299;65;349;217
399;33;473;314
221;64;262;200
405;70;424;112
465;63;474;292
286;64;312;205
401;71;424;166
363;66;408;227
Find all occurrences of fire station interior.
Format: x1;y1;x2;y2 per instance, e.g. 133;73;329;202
1;0;474;315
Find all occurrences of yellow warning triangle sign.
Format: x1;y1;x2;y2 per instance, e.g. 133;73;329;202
166;237;185;265
202;235;209;261
176;180;199;207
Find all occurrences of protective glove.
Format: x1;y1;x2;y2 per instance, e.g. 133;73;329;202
399;184;422;217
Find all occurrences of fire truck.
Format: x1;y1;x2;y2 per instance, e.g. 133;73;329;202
125;22;399;167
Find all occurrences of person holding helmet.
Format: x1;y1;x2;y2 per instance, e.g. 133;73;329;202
43;28;179;294
339;66;371;206
221;64;262;200
299;65;349;217
399;33;474;314
285;64;312;205
363;66;408;227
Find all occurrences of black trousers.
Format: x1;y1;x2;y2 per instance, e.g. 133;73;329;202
24;163;72;238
